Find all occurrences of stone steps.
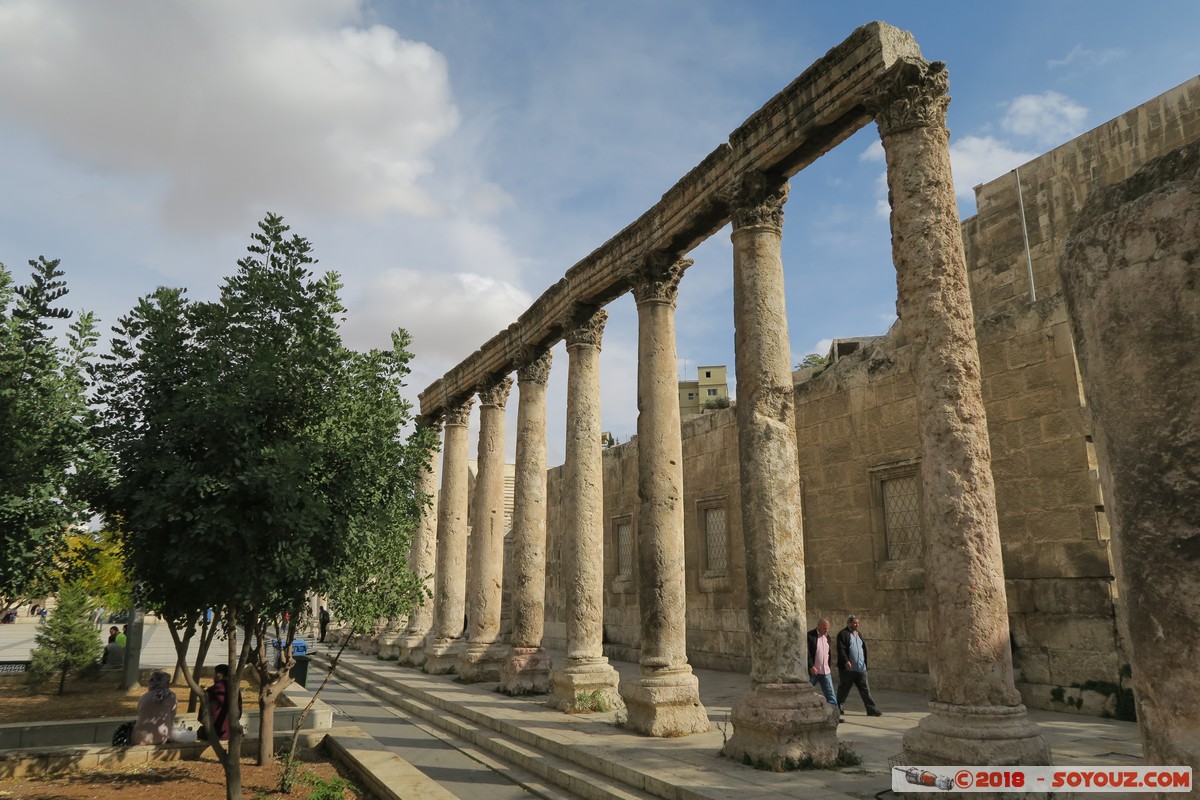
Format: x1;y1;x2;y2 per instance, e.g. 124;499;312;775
316;653;661;800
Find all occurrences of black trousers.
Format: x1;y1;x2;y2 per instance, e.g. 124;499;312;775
836;669;880;713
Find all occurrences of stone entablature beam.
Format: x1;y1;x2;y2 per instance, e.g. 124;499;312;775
417;22;923;419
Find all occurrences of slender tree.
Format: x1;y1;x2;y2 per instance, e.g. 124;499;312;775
27;583;102;695
92;214;434;800
0;258;99;616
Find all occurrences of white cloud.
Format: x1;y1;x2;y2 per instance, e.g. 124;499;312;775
859;140;885;163
0;0;460;232
1001;92;1088;147
341;269;533;374
1048;44;1125;71
948;135;1038;202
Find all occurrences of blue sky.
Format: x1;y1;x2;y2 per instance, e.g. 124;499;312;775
1;1;1196;463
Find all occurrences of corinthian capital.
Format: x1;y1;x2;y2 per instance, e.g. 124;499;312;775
477;375;514;409
629;252;691;307
443;397;474;427
867;58;950;138
564;305;608;350
728;170;789;232
517;349;553;385
416;414;443;435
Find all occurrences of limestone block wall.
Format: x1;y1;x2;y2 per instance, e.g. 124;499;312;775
963;76;1200;318
793;328;930;693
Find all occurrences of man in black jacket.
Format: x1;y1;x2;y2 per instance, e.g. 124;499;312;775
806;617;838;708
836;614;882;716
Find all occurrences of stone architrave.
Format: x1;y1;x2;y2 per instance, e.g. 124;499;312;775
720;171;839;769
1059;142;1200;786
459;375;514;682
423;399;474;675
549;307;625;713
619;254;710;737
870;58;1050;766
500;350;555;695
398;418;442;666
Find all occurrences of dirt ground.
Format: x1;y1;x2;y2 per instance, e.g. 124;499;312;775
0;674;368;799
0;752;364;799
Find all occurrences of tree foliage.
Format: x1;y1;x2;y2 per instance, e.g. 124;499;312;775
28;583;102;695
92;214;434;799
795;352;830;374
0;258;99;614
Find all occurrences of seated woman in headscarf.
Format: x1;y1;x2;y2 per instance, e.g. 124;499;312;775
132;671;177;745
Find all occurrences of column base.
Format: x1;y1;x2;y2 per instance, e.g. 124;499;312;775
358;630;382;656
721;682;839;771
458;641;510;683
423;636;466;675
550;658;625;713
376;631;404;660
499;646;553;696
620;665;710;737
396;633;429;667
903;701;1051;766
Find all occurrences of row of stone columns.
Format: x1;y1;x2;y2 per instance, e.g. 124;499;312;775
396;56;1048;768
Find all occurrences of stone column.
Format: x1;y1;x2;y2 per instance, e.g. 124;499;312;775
870;58;1049;766
720;171;838;769
500;350;554;695
1059;142;1200;788
398;418;442;666
619;254;710;737
459;375;514;682
549;306;624;713
424;398;473;674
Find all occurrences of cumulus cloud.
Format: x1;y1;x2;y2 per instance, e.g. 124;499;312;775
859;140;885;163
341;268;532;379
1001;91;1088;147
948;135;1038;202
0;0;459;232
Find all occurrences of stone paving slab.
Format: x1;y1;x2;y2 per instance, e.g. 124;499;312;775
316;646;1144;800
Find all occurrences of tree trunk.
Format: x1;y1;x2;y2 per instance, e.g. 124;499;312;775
58;664;67;696
257;687;276;766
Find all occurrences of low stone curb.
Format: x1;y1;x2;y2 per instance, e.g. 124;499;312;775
322;726;458;800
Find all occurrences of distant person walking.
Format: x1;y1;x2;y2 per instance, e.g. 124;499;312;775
807;617;838;708
319;606;331;643
836;614;882;716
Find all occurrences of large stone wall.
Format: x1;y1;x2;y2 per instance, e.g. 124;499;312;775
538;76;1200;715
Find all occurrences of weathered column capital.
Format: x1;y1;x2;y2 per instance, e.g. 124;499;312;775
416;414;444;435
443;398;474;427
564;305;608;350
477;375;514;409
517;349;553;385
727;170;789;233
629;252;691;308
867;58;950;138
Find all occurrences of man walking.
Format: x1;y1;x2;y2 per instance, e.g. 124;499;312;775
807;617;838;709
318;606;331;643
836;614;882;716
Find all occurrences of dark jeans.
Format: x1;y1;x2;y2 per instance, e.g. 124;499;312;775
836;669;880;713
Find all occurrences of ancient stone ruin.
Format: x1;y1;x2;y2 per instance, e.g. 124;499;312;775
393;19;1200;776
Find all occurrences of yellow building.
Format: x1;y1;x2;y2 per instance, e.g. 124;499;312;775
678;365;729;417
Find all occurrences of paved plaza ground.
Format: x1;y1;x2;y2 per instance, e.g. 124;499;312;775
1;618;1147;799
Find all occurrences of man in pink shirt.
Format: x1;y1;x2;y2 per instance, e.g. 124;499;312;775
807;617;838;709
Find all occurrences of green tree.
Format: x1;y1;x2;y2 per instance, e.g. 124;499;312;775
794;352;830;374
0;258;99;616
27;583;102;695
92;214;434;800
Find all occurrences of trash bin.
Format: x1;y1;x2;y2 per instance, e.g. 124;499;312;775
291;639;310;688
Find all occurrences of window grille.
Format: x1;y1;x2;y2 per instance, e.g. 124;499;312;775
616;520;633;577
882;474;922;561
704;506;728;575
